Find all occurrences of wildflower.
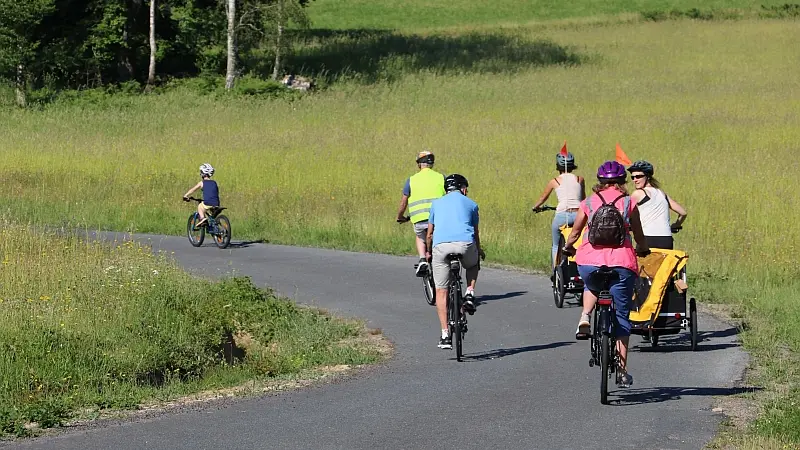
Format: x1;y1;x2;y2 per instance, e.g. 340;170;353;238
152;269;159;276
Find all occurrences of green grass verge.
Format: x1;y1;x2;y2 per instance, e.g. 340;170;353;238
0;224;382;436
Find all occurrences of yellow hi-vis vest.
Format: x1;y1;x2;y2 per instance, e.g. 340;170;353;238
408;168;445;224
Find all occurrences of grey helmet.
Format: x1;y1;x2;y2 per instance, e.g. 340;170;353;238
627;160;654;176
556;152;576;170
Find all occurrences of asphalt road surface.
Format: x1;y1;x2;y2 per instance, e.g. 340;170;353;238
13;234;748;450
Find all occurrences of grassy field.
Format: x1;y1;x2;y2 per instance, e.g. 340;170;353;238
307;0;790;29
2;8;800;446
0;224;380;435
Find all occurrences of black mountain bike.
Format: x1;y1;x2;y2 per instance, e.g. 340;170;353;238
184;197;232;249
446;253;469;362
583;266;621;405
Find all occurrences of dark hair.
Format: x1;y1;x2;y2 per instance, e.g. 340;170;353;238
647;176;661;189
592;182;628;195
557;164;576;173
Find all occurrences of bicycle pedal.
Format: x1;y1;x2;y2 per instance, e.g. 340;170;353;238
575;332;590;341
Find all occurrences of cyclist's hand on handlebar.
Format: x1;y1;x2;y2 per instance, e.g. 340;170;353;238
562;245;576;256
670;223;682;233
479;248;486;261
635;246;651;258
182;196;189;202
396;216;410;224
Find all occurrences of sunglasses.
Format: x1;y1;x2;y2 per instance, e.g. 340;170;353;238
631;174;647;180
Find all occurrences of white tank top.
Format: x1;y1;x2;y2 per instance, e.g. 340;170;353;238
555;173;582;212
637;187;671;236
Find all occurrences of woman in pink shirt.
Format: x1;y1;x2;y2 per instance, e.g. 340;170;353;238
564;161;649;388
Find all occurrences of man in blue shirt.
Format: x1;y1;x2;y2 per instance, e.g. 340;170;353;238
426;174;485;349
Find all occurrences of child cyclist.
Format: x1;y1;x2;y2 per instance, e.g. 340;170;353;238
182;163;220;226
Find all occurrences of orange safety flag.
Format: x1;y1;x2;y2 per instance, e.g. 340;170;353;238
560;141;568;156
615;143;632;166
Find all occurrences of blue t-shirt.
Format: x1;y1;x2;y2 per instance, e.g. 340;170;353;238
429;192;479;246
402;178;411;196
202;180;220;206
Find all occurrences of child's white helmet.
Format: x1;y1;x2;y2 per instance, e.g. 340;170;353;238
199;163;215;176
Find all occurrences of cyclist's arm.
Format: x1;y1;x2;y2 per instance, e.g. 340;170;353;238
629;207;650;253
667;196;687;228
531;179;557;210
396;195;409;221
183;181;203;199
564;209;587;249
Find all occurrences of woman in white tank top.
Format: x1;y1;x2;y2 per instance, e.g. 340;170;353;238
532;151;586;266
628;160;687;249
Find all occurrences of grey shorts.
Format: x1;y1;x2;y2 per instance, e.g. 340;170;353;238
413;221;429;240
432;241;480;289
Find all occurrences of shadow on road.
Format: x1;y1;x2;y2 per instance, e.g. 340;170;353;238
477;291;528;303
465;341;574;361
612;386;760;406
226;240;267;249
636;326;740;353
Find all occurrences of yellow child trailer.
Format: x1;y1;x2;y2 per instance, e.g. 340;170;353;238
630;249;699;350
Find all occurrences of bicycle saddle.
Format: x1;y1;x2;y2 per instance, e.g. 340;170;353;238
445;253;463;261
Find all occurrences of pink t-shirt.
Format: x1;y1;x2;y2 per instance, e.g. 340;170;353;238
574;188;638;272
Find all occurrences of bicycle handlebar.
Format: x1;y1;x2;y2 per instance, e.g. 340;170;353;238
532;206;557;213
183;196;202;203
396;216;411;224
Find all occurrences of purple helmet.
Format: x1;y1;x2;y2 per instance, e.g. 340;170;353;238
596;161;627;183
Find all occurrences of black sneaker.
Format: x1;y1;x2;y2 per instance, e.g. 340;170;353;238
463;292;476;315
415;260;429;277
438;335;452;349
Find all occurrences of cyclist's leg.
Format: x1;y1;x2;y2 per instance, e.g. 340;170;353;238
197;202;208;223
461;242;479;290
576;265;600;334
413;222;429;276
413;221;428;258
609;267;636;371
550;214;563;267
431;244;451;331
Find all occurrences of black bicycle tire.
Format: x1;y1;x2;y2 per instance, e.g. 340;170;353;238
423;274;436;306
454;283;463;362
690;298;699;351
213;215;232;249
553;265;566;308
601;333;610;405
187;213;205;247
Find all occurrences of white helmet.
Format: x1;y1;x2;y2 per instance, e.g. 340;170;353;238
199;163;215;176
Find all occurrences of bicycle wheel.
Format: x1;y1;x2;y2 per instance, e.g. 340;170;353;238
553;265;566;308
690;297;699;351
213;215;232;249
454;288;463;362
600;333;610;405
187;213;205;247
423;273;436;306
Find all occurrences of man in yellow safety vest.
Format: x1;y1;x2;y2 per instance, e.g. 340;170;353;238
396;151;446;277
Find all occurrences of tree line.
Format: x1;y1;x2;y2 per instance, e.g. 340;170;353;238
0;0;312;106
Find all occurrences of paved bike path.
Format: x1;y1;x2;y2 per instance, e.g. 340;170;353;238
15;234;747;450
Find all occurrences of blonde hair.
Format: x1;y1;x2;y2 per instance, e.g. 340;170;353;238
592;182;628;195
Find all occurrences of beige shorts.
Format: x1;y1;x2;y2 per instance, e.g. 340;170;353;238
432;241;480;289
413;221;429;240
